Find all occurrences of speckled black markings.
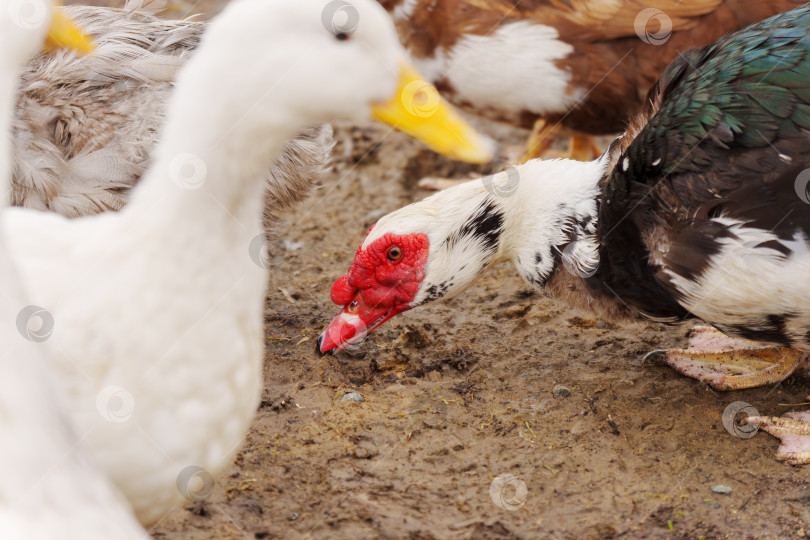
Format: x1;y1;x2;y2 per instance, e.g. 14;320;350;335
448;198;504;254
422;281;452;303
525;212;596;288
527;273;546;288
550;216;579;269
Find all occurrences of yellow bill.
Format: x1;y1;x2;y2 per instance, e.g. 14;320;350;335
44;8;95;54
371;62;494;164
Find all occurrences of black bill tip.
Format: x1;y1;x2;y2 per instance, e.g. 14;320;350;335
315;333;331;356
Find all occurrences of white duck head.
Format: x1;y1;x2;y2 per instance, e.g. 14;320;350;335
141;0;493;186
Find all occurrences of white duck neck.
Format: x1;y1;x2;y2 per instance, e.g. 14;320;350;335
0;61;20;205
501;157;607;288
122;52;302;236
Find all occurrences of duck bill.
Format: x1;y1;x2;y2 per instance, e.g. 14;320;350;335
371;62;493;164
44;9;95;54
317;297;405;355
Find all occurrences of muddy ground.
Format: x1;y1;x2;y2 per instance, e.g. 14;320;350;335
66;1;810;538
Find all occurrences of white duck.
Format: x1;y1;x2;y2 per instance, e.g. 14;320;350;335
0;2;144;537
2;0;493;525
12;2;333;219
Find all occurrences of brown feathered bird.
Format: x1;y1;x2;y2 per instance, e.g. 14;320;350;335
380;0;805;161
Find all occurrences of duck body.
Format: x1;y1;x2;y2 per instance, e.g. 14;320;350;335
0;243;147;539
319;7;810;461
381;0;804;133
5;192;267;524
591;6;810;346
0;3;144;537
5;8;266;522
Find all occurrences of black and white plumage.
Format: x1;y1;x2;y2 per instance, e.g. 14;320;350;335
318;7;810;463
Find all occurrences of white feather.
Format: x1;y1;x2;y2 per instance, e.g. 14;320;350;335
412;21;581;120
0;2;144;537
665;219;810;347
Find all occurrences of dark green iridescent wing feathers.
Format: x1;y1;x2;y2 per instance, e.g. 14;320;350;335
591;7;810;320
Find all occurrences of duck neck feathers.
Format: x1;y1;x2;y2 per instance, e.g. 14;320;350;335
390;157;610;307
123;46;306;234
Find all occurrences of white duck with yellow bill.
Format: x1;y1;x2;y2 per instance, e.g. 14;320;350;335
1;0;492;525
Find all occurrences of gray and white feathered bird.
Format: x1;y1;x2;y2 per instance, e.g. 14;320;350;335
11;1;334;219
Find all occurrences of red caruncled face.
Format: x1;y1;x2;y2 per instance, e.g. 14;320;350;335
317;228;429;354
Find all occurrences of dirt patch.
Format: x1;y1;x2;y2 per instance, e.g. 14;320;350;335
149;121;810;539
63;1;810;537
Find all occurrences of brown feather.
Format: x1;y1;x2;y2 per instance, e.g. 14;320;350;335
384;0;804;132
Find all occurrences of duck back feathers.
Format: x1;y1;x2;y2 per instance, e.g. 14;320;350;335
592;7;810;346
12;6;200;216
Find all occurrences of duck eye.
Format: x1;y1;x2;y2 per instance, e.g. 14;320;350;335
335;32;350;41
348;300;359;313
387;246;403;262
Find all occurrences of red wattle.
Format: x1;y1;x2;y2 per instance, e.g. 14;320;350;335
330;274;354;305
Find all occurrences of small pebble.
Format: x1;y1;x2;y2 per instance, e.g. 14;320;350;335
341;391;365;403
552;385;571;398
288;513;298;521
711;484;732;494
282;239;303;251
